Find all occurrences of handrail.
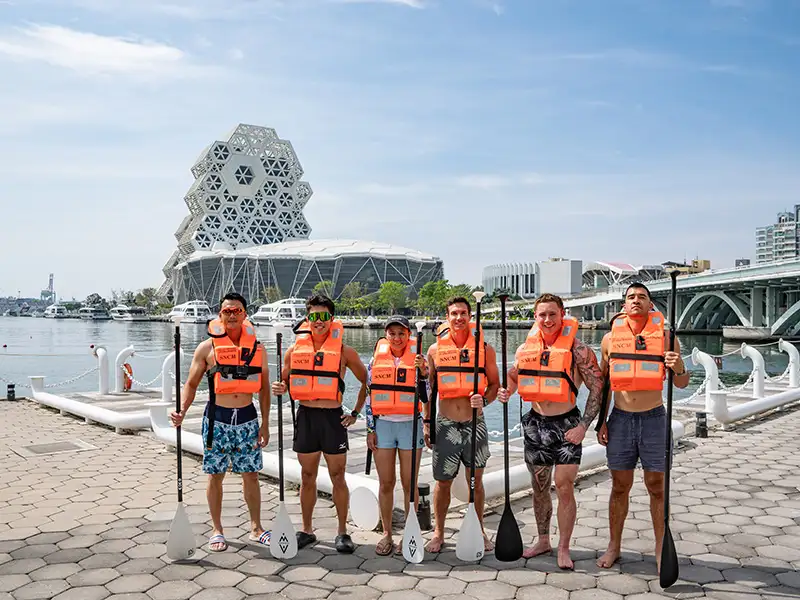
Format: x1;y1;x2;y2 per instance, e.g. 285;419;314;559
740;343;766;399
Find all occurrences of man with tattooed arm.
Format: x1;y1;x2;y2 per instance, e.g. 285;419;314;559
498;293;604;569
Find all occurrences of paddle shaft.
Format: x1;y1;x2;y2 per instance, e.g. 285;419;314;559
664;272;678;520
499;295;510;500
277;333;285;502
410;329;423;506
469;299;483;504
174;325;183;504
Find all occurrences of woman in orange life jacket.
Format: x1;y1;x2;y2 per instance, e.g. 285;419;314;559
498;293;605;570
595;282;689;573
169;292;271;553
365;315;429;556
271;294;368;555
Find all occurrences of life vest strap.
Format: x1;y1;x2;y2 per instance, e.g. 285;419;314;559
436;366;487;374
518;368;579;397
370;383;417;393
609;352;664;363
209;364;262;380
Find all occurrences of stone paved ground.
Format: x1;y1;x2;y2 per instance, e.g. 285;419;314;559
1;400;800;600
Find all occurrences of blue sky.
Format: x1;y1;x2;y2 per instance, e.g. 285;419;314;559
0;0;798;300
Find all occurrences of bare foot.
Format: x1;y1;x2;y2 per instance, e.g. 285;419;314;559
597;547;620;568
557;546;574;570
484;535;494;552
522;537;552;559
425;534;444;553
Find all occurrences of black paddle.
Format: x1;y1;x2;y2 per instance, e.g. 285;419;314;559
660;270;680;588
494;294;523;562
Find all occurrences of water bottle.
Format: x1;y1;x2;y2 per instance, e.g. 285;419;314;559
416;482;432;531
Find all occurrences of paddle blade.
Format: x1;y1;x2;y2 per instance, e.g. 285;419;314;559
494;501;523;562
270;501;298;559
456;502;485;562
659;526;679;589
166;502;196;561
402;508;425;564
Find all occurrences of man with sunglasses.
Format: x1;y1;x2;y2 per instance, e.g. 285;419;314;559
498;293;604;569
170;292;271;553
271;295;368;554
595;282;689;573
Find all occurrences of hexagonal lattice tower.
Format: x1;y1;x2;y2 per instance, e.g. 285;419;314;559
159;124;313;296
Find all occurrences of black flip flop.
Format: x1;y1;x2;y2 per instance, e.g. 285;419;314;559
296;531;317;549
335;533;355;554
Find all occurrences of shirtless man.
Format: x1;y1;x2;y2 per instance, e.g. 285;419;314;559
498;293;604;569
271;294;368;553
423;296;500;554
596;282;689;571
170;292;271;552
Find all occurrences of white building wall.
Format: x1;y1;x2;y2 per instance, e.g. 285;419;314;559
536;259;583;297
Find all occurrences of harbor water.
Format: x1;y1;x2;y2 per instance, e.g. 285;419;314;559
0;317;790;437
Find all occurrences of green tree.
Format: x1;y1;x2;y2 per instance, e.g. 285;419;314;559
417;279;451;314
262;286;283;303
313;280;334;297
84;293;107;308
338;282;365;315
378;282;407;313
448;283;474;300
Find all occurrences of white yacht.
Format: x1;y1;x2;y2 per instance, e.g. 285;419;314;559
168;300;214;324
110;305;150;322
44;304;68;319
251;298;306;327
78;306;112;321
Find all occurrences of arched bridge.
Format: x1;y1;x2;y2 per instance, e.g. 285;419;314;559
556;258;800;337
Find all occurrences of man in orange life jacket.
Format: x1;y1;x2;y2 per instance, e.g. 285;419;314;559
498;293;605;569
170;292;271;553
271;294;368;554
595;282;689;572
423;296;500;554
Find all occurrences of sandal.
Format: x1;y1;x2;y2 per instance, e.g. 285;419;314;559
208;533;228;552
375;536;393;556
249;531;271;546
296;531;317;549
335;533;355;554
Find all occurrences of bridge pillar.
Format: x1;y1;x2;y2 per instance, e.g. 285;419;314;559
751;287;764;327
765;287;778;326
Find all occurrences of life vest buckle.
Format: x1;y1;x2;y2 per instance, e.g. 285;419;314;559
233;365;250;379
397;368;407;383
314;352;325;366
540;350;550;367
635;335;647;351
459;349;470;363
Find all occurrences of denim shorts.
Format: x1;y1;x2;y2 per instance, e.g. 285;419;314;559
606;405;667;472
374;417;424;451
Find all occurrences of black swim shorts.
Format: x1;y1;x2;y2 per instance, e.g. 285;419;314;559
522;406;583;468
293;404;349;455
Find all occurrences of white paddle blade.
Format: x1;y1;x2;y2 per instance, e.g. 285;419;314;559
402;508;424;564
270;501;298;559
166;503;196;561
456;503;485;562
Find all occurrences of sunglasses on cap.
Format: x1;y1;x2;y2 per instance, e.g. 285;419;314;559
308;312;332;322
221;307;244;316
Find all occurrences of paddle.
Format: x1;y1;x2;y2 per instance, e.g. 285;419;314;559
270;331;298;559
659;270;680;588
402;321;427;564
166;316;196;561
494;293;523;562
456;290;487;562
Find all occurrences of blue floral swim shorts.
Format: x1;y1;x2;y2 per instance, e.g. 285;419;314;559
201;403;263;475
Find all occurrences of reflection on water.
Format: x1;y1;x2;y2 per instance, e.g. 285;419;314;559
0;317;791;436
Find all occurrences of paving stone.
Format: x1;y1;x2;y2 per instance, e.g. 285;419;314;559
237;558;286;577
51;586;110;600
105;573;160;594
516;583;569;600
28;562;82;581
570;589;624;600
146;580;202;600
449;564;497;582
115;558;164;575
0;574;30;592
597;573;649;594
328;585;381;600
190;590;246;600
496;569;546;586
280;580;335;599
236;575;288;594
78;553;128;569
281;564;329;583
0;557;44;575
368;573;418;591
381;591;429;600
13;579;71;599
65;567;119;587
776;570;800;588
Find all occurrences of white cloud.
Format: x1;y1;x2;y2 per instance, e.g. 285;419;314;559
228;47;245;60
0;24;198;77
334;0;426;8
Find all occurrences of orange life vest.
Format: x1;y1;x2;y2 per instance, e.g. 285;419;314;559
370;336;421;416
609;311;666;392
516;317;579;404
207;319;263;395
289;319;345;402
435;322;487;400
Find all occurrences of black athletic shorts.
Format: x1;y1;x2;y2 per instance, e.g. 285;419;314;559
293;404;349;455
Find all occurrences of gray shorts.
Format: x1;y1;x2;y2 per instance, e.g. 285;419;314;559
432;414;490;481
606;405;667;472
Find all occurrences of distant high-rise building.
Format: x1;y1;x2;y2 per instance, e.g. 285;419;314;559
756;205;800;264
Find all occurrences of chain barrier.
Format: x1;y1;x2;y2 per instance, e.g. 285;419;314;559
130;353;170;360
45;366;99;388
120;364;162;388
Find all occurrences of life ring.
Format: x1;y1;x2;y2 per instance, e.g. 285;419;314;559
122;363;133;392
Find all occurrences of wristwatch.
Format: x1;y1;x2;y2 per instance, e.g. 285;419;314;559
350;409;360;418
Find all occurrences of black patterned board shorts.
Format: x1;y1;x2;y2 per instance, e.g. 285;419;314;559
522;406;583;469
432;414;490;481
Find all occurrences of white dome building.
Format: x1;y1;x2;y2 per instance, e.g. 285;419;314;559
160;124;444;308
